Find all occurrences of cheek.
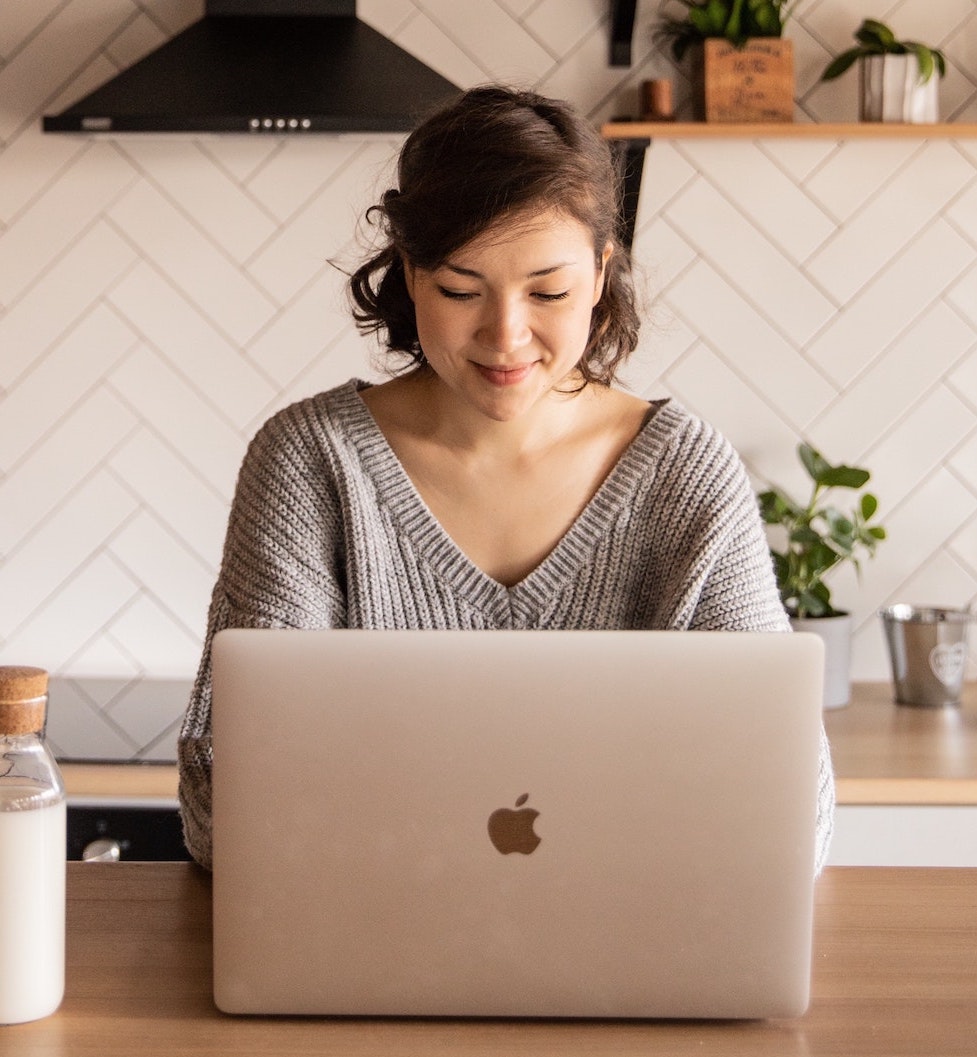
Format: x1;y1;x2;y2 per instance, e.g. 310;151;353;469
413;295;463;352
559;301;599;346
411;287;440;329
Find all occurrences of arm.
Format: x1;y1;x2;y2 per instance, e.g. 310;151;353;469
664;423;836;874
178;402;348;869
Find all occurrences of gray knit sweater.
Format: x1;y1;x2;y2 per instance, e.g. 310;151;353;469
179;379;834;871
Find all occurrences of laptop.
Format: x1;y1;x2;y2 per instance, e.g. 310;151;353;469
210;628;824;1019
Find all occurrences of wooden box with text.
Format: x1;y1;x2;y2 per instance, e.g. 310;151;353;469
700;38;794;123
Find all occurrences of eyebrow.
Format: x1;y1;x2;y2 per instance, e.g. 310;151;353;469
443;262;572;280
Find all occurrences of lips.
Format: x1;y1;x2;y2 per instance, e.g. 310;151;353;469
474;362;535;387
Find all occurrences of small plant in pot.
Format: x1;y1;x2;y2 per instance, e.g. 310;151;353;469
820;18;947;123
758;443;886;708
655;0;795;61
654;0;796;122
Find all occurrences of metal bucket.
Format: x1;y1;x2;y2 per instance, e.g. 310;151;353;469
879;605;974;707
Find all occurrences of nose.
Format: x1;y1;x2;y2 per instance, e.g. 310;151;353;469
476;296;532;356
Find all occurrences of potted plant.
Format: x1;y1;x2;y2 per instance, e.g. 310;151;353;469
758;443;886;708
655;0;796;122
820;18;947;123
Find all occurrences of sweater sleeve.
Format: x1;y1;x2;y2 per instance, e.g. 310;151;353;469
178;403;349;870
685;434;789;635
669;424;836;875
814;726;836;874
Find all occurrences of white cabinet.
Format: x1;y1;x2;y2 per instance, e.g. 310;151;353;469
828;805;977;866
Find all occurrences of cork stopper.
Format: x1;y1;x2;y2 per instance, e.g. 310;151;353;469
0;666;49;736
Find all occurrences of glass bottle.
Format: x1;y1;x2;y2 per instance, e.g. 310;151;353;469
0;666;66;1025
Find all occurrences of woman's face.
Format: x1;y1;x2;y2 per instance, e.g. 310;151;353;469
404;209;612;423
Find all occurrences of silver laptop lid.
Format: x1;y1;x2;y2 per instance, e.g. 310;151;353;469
211;629;823;1019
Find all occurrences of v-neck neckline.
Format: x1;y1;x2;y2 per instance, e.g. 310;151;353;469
331;379;680;617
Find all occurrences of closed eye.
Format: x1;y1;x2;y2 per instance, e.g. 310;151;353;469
437;286;478;301
436;287;569;303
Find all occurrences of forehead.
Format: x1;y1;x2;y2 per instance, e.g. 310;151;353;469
448;208;596;266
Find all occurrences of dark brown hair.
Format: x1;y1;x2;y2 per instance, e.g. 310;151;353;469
348;85;640;386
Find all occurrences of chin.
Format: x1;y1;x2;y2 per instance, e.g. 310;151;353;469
476;398;533;423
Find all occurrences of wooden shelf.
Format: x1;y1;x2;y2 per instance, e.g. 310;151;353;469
603;121;977;249
826;682;977;806
602;121;977;139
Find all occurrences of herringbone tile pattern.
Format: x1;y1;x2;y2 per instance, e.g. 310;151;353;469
1;0;976;758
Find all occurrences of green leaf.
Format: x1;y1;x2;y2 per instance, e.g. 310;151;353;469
747;0;780;36
757;489;777;521
804;540;840;576
706;0;731;32
725;0;745;42
795;583;833;619
758;488;801;523
787;521;818;540
687;9;710;35
821;49;863;81
826;511;854;537
904;42;946;83
810;581;831;603
818;465;871;489
798;442;830;483
858;19;897;49
771;551;789;584
860;493;878;520
906;42;935;83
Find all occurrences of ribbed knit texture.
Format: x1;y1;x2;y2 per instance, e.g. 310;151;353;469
179;379;834;870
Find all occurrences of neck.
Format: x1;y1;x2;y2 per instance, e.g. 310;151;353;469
409;366;590;460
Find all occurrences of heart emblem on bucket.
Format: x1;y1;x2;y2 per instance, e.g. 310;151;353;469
928;643;966;686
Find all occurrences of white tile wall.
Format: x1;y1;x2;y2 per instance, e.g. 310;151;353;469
2;0;977;759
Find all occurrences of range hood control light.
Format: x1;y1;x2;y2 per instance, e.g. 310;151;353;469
249;117;312;132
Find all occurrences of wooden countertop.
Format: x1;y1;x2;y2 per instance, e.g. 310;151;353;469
6;863;976;1056
61;761;179;801
825;682;977;805
59;683;977;807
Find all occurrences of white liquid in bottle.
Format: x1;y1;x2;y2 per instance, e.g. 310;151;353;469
0;798;67;1024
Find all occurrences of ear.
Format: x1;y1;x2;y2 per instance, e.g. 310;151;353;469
401;254;416;302
592;242;613;307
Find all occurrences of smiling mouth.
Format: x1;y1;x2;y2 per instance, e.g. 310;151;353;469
474;362;536;387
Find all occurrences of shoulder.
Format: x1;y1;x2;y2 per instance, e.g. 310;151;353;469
626;400;759;528
640;400;746;482
243;379;370;470
227;380;379;519
225;382;373;549
251;378;366;445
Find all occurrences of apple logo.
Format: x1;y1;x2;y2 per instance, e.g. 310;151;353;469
487;793;541;855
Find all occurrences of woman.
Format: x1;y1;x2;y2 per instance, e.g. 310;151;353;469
178;85;834;871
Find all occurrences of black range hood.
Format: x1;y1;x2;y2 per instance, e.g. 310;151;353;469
43;0;461;134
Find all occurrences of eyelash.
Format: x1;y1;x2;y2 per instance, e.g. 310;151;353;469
437;288;570;303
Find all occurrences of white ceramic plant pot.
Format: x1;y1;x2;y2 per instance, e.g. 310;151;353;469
859;54;939;123
790;612;852;710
